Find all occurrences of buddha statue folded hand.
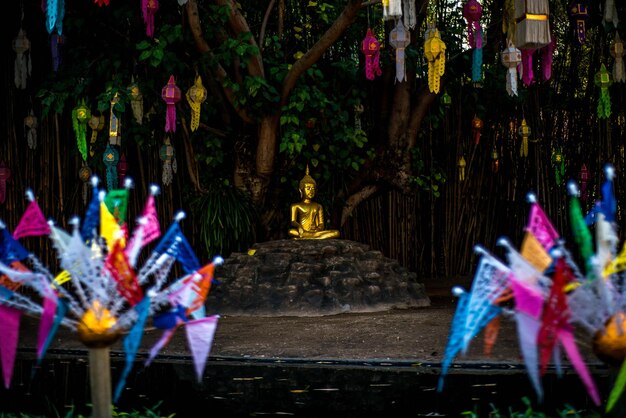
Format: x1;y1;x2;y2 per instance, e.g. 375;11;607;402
289;166;340;240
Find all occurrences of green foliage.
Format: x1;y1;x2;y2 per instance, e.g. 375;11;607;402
0;402;174;418
189;181;258;259
461;397;601;418
411;146;446;198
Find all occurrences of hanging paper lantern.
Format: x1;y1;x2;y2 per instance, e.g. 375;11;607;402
463;0;483;82
0;162;10;204
514;0;550;50
517;118;531;157
502;0;516;42
403;0;416;29
103;144;120;191
458;156;466;181
354;104;364;131
610;33;625;83
186;76;207;132
595;63;612;119
142;0;159;38
389;20;410;83
579;163;589;202
491;147;499;173
472;116;483;145
88;114;105;157
12;29;31;90
118;154;128;187
551;147;565;186
424;28;446;94
361;29;382;81
603;0;619;30
94;0;110;6
109;93;122;146
178;0;189;5
382;0;402;21
501;40;522;96
520;33;555;87
45;0;65;35
78;163;92;205
162;75;181;133
24;110;38;150
129;78;144;124
72;99;91;161
568;1;589;45
50;34;64;72
160;137;177;186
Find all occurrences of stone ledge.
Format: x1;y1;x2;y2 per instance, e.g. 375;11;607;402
206;239;430;317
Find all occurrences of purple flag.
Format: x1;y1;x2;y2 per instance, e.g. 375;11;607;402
0;304;21;388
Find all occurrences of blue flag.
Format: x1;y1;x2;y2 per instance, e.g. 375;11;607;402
114;297;151;403
0;229;29;264
81;189;101;242
154;223;200;274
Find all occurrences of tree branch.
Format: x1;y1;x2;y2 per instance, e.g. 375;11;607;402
259;0;277;53
280;0;363;106
186;0;254;123
216;0;265;78
341;184;380;227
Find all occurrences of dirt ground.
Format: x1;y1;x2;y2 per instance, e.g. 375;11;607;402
15;279;602;366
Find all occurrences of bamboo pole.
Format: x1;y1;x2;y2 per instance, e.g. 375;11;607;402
88;347;113;418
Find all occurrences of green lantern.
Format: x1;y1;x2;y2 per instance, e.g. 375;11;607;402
594;63;612;119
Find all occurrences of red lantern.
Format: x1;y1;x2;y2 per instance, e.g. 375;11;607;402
118;154;128;187
472;116;483;145
161;75;181;133
0;162;11;204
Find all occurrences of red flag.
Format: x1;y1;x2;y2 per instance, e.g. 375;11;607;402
105;241;143;306
537;258;572;376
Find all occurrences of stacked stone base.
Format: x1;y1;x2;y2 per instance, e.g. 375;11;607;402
205;239;430;317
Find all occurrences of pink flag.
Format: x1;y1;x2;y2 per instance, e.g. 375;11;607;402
145;327;178;367
526;202;559;250
510;277;545;401
140;194;161;246
0;304;21;388
13;200;51;239
185;315;219;382
559;329;601;406
37;297;58;359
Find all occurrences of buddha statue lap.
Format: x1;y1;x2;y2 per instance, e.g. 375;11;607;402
288;166;340;240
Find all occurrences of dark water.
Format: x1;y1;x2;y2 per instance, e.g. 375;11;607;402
0;350;616;417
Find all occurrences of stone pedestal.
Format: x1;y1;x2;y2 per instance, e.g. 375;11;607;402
206;239;430;316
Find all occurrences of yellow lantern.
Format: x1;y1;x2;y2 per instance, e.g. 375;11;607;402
129;78;144;124
88;114;105;157
186;75;207;132
518;118;531;157
611;32;625;83
109;92;122;146
458;156;466;181
424;28;446;94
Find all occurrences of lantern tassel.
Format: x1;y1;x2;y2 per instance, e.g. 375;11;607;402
472;46;482;82
521;49;535;87
165;105;176;133
395;47;406;83
598;89;611;119
541;36;555;81
506;68;518;96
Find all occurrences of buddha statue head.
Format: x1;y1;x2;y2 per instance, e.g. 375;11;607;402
298;165;317;200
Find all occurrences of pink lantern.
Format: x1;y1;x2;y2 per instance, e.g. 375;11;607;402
161;75;181;133
142;0;159;38
361;28;382;81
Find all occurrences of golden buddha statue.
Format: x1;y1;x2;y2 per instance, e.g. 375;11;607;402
289;166;340;240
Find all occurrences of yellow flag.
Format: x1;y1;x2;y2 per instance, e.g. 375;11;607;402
53;270;72;287
100;202;125;250
604;243;626;278
520;231;552;273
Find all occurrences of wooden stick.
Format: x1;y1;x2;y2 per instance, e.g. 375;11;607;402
88;347;113;418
